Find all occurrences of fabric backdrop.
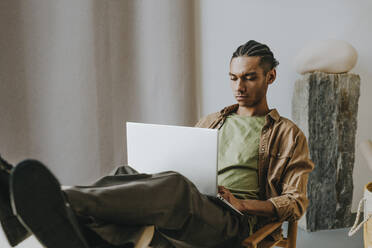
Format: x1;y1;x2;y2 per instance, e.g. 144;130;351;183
0;0;197;185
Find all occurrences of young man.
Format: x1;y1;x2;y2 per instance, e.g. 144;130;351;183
0;40;314;248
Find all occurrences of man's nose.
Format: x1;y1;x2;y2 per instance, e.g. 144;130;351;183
236;79;245;92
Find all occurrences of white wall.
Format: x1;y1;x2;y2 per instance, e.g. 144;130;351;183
194;0;372;212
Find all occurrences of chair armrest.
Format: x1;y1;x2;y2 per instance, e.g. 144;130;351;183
241;221;283;247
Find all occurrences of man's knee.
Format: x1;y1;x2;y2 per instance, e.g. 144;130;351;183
109;164;139;176
164;171;196;192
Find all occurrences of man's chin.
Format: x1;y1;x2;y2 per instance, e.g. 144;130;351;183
236;100;255;107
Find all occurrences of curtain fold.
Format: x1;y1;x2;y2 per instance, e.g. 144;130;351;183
0;0;197;184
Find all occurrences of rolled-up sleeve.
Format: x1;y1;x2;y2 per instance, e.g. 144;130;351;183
268;132;315;222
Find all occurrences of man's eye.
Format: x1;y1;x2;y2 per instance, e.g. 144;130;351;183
246;77;255;81
230;77;237;81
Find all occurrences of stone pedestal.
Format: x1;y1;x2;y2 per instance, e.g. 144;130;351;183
292;72;360;232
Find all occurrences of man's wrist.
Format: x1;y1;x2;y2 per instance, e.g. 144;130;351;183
240;199;253;212
237;199;246;212
239;199;276;217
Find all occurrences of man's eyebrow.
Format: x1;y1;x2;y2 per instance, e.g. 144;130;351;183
244;72;257;76
228;72;257;76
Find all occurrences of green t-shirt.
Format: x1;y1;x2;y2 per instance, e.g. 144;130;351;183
217;113;266;233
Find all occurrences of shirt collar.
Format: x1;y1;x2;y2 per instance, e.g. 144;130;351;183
219;104;280;122
267;108;280;122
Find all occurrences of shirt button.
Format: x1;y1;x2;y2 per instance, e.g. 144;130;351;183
261;148;265;152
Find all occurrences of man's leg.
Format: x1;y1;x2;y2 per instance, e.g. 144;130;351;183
0;155;31;247
9;160;251;248
64;167;251;247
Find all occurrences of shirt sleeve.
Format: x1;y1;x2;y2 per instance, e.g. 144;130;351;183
268;131;315;222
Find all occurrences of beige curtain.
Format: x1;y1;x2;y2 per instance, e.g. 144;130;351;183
0;0;197;185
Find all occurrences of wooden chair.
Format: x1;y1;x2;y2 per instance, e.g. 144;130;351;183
137;221;298;248
241;221;298;248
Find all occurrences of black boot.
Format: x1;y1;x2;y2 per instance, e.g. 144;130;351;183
0;155;31;247
10;159;91;248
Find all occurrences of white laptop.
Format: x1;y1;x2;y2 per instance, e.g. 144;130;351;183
126;122;243;216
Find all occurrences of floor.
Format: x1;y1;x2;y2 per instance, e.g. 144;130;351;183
287;224;363;248
0;225;364;248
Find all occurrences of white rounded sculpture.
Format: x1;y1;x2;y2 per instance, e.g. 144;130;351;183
360;140;372;172
294;40;358;75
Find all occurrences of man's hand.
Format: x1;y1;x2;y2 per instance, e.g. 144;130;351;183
218;186;276;217
218;186;244;212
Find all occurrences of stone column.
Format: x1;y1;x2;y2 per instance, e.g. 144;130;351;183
292;72;360;231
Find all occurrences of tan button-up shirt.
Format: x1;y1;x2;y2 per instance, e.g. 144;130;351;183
195;104;314;241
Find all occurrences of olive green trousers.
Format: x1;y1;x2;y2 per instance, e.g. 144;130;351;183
64;166;251;248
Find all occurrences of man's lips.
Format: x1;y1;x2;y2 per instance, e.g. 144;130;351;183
235;95;249;99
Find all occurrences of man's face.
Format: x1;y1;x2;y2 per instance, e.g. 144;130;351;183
229;56;274;107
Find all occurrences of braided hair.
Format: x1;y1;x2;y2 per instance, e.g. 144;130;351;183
231;40;279;74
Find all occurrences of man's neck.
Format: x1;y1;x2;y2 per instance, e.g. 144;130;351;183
236;100;270;117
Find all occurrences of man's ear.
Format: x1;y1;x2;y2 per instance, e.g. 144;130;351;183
267;69;276;85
